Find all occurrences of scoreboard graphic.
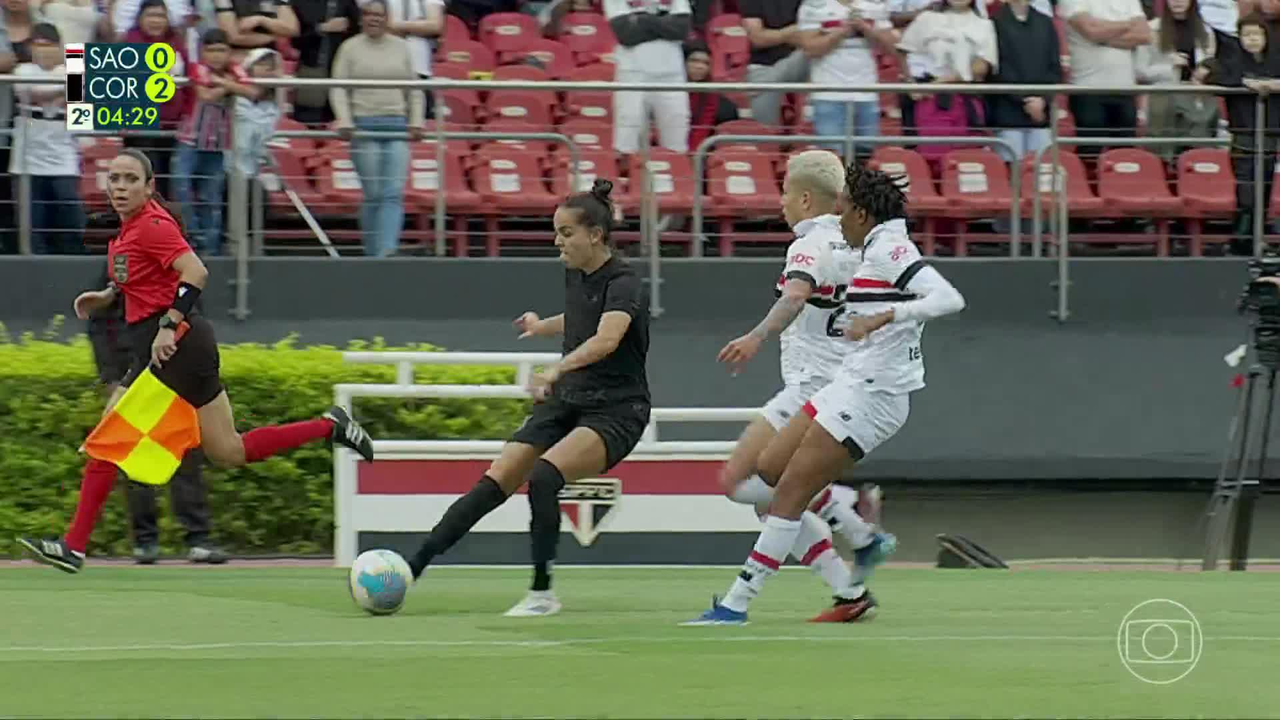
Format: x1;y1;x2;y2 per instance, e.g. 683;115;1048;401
65;43;178;132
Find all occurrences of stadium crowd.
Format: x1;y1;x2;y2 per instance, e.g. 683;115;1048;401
0;0;1276;256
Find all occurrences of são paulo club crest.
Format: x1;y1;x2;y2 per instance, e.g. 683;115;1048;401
558;478;621;547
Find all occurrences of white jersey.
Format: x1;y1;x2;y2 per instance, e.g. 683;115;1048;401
603;0;691;76
840;218;929;394
797;0;892;102
776;214;861;387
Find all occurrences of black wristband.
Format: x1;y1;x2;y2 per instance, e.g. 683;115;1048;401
171;281;201;317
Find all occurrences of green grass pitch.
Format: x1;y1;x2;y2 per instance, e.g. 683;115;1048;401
2;564;1278;718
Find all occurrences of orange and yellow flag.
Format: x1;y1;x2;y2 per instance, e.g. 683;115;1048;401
83;368;201;486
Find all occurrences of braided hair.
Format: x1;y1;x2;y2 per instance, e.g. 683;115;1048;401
559;179;616;247
844;161;908;225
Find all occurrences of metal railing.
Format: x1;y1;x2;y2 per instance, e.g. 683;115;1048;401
0;74;1271;324
691;133;1022;256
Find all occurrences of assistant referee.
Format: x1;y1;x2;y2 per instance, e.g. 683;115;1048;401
405;180;651;616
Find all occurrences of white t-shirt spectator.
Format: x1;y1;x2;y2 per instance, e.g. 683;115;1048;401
1058;0;1144;86
798;0;892;102
38;0;99;46
603;0;692;76
359;0;444;77
10;63;79;176
1198;0;1238;37
889;0;936;78
897;7;997;81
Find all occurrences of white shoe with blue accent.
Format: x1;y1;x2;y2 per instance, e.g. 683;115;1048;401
680;595;749;626
503;590;562;617
852;532;897;584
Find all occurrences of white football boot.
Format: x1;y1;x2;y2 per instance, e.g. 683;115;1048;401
503;590;562;618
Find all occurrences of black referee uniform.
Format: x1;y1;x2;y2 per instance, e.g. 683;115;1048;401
406;255;651;581
511;255;651;468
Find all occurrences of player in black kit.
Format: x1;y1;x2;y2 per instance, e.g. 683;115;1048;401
406;179;650;616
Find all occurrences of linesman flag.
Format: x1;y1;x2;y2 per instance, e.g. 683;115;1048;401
82;368;201;485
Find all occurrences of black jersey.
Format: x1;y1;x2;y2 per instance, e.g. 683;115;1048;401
556;256;650;405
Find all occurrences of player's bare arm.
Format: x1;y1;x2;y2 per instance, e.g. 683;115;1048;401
719;278;813;370
514;312;565;339
527;311;632;401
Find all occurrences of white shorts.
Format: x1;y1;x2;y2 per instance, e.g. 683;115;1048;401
760;378;826;431
804;380;910;459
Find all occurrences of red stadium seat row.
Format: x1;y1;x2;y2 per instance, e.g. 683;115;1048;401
439;12;617;77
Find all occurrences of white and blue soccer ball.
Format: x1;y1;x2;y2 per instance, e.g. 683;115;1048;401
348;549;413;616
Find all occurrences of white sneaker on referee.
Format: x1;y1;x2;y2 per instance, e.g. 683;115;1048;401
503;590;562;618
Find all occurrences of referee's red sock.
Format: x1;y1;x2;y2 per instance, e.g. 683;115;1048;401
64;458;119;553
241;419;335;463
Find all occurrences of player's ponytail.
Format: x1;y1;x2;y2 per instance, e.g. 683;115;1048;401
561;178;615;247
115;148;190;240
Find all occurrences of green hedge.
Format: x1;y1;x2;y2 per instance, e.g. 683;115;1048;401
0;318;531;557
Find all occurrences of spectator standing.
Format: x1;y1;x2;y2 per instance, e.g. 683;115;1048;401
233;47;283;177
1057;0;1150;153
123;0;192;199
330;0;425;256
987;0;1061;162
685;39;738;150
112;0;194;39
11;23;84;254
0;24;17;254
605;0;693;155
889;0;936;135
382;0;443;118
174;29;258;255
796;0;898;158
1136;0;1218;160
36;0;100;45
1209;14;1280;253
739;0;807;126
290;0;360;125
215;0;300;50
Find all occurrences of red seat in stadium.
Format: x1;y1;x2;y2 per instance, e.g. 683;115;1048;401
559;116;611;150
870;147;949;255
441;39;495;73
485;89;556;127
478;12;539;63
492;63;549;83
1177;148;1236;256
940;149;1015;256
441;13;470;51
403;140;481;256
1097;148;1179;256
313;146;364;216
621;150;697;214
432;62;485;126
510;38;574;79
549;147;620;198
557;12;617;65
1020;150;1106;217
566;62;614;82
706;148;782;255
470;143;559;255
564;88;612;123
262;142;325;217
706;14;749;81
480;117;556;155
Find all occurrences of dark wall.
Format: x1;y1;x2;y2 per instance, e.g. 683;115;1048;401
1;257;1259;480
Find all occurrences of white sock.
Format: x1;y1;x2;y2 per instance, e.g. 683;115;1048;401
810;486;875;549
790;512;858;595
721;515;801;613
728;474;775;505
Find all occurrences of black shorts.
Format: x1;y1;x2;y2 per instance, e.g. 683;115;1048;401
510;396;651;471
120;313;224;408
88;313;132;386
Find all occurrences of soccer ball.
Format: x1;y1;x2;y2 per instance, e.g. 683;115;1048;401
348;549;413;616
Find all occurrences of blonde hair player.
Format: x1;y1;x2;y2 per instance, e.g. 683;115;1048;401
687;162;966;625
714;149;892;605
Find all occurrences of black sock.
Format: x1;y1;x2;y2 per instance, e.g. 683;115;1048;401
526;459;565;592
409;475;507;578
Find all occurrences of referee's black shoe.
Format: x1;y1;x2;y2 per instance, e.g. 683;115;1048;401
324;405;375;462
17;537;84;574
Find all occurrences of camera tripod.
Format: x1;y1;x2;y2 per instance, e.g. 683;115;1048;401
1200;343;1274;571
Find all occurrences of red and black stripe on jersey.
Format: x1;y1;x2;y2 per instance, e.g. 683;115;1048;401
843;259;929;303
774;272;845;309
